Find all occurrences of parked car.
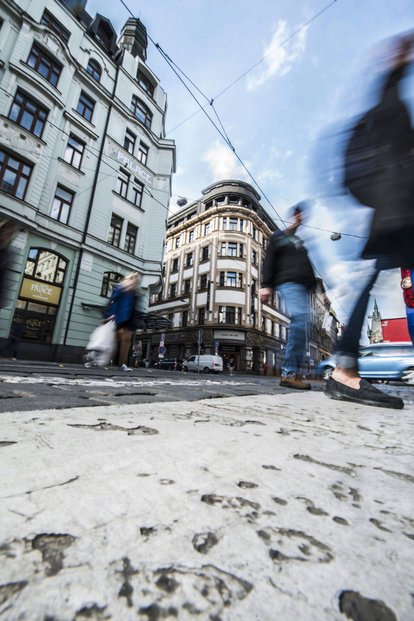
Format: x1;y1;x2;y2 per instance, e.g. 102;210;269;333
317;342;414;383
153;359;183;371
182;355;223;374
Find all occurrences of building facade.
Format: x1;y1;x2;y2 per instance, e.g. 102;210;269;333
144;179;337;374
0;0;175;361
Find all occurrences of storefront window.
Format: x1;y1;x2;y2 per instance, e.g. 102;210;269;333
15;248;68;342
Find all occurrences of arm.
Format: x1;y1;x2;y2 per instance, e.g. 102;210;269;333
260;232;282;303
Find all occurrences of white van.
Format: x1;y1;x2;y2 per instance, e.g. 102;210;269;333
183;355;223;374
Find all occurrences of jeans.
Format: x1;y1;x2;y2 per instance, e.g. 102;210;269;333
277;282;309;377
406;307;414;345
335;267;380;369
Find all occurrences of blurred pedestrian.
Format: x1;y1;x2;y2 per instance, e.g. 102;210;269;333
325;33;414;409
0;219;20;309
104;272;140;372
7;317;25;360
260;202;316;390
400;267;414;344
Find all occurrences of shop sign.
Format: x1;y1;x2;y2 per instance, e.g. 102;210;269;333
107;142;154;187
214;330;245;342
20;278;62;305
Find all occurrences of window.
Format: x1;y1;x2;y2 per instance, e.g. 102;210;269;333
252;226;257;241
137;70;154;97
189;229;195;243
223;217;238;231
200;274;208;290
170;283;177;298
175;236;181;249
86;58;101;81
64;134;85;169
221;242;237;257
124;129;136;155
27;44;62;87
8;91;48;138
220;271;242;288
228;195;240;205
131;179;143;207
201;246;209;262
50;185;74;224
76;91;95;122
0;149;32;200
218;306;241;325
204;222;211;235
101;271;123;297
108;214;123;246
198;307;206;325
124;223;138;254
182;310;188;327
186;253;193;268
24;248;67;285
41;10;70;43
261;317;266;332
183;279;191;294
252;249;257;265
171;258;179;272
130;95;152;129
116;169;130;198
138;142;148;165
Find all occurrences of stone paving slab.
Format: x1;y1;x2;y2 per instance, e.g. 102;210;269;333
0;392;413;620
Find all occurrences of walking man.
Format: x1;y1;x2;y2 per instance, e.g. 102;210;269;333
260;202;316;389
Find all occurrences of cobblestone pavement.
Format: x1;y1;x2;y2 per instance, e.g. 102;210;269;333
0;359;413;413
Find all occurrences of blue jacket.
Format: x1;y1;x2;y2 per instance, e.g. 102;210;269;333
104;285;136;326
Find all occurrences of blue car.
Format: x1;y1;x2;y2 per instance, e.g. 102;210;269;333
317;342;414;384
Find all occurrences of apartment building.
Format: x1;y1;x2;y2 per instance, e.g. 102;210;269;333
0;0;175;360
143;180;292;373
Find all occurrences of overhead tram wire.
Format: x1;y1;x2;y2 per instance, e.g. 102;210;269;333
111;1;362;242
167;0;339;135
140;12;357;322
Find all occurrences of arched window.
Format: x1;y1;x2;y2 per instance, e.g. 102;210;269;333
24;248;67;285
86;58;101;82
101;271;123;297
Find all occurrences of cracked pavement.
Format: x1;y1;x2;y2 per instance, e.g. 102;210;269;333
0;365;413;620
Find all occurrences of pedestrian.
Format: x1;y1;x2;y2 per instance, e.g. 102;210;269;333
0;219;20;309
228;357;235;376
7;317;25;360
260;202;316;390
104;272;140;372
325;34;414;409
400;267;414;344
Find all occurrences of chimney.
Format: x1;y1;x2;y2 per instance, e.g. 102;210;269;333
118;18;148;61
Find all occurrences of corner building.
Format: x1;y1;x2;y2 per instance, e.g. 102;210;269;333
146;180;293;373
0;0;175;360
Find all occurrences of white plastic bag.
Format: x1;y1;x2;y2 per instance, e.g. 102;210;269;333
85;320;116;367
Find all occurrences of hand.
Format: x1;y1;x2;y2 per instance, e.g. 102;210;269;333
259;287;273;303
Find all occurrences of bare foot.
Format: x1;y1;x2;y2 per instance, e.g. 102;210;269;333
331;367;362;389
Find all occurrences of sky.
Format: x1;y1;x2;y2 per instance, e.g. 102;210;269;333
88;0;413;331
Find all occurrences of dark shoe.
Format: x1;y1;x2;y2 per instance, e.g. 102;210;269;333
325;377;404;409
280;375;311;390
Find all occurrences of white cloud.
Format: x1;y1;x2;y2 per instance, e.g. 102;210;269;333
202;141;249;181
247;21;308;91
